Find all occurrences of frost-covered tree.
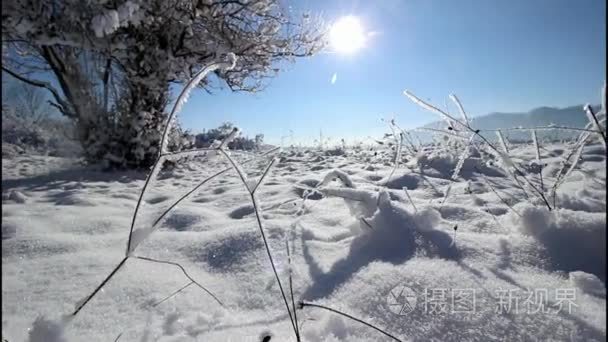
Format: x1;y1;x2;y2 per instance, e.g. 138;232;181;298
4;82;50;126
2;81;81;157
2;0;325;168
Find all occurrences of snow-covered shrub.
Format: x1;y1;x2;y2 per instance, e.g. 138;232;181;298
195;122;264;151
324;147;346;156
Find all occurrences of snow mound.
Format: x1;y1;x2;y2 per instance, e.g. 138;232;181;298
7;190;27;203
509;204;606;280
302;313;349;341
27;316;69;342
570;271;606;297
379;172;420;190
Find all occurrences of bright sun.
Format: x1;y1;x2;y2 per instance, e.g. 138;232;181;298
329;16;366;54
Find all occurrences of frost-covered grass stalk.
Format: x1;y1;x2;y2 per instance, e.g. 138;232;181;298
285;239;300;338
402;186;417;213
386;129;403;183
531;130;544;192
72;54;238;316
451;134;475;181
496;130;509;154
550;132;591;207
403;90;553;210
584;104;606;149
218;149;301;341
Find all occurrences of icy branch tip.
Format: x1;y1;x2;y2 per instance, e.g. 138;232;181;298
226;52;237;70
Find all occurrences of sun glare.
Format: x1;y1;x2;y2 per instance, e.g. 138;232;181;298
329;16;366;54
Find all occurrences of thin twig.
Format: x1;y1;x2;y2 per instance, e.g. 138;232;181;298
152;281;194;307
251;157;278;194
299;302;404;342
360;217;375;230
134;256;224;307
72;257;128;316
152;147;280;228
285;239;300;338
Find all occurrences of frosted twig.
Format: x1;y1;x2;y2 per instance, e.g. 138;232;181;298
126;54;238;256
72;55;238;320
496;130;509;154
404;90;467;131
475;167;522;217
449;94;470;127
551;133;590;206
160;54;237;154
402;186;418;213
386;131;403;183
218;148;299;341
440;182;453;209
452;134;475;180
584;104;607;149
390;121;419;153
251;157;278;194
126;159;164;255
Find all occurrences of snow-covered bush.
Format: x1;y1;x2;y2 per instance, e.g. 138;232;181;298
195;122;264;151
1;103;81;158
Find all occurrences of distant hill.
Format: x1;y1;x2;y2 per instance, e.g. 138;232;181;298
415;104;600;142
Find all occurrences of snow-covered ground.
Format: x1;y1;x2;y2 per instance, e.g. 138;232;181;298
2;142;606;341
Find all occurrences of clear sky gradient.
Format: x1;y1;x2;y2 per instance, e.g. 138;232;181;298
177;0;606;145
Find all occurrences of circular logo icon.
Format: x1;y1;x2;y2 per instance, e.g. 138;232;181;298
386;284;418;315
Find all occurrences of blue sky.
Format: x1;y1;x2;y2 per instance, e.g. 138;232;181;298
179;0;606;145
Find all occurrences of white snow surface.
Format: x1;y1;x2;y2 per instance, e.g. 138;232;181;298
2;142;606;341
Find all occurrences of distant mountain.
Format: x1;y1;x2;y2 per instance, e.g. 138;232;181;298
416;104;600;142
